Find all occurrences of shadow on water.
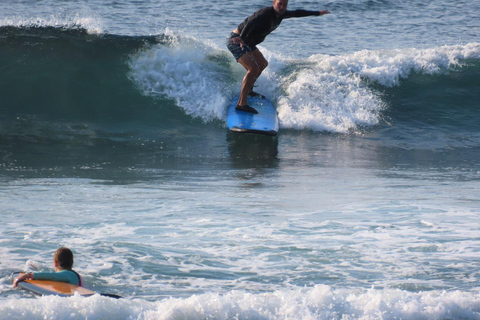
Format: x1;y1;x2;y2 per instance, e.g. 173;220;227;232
0;120;282;183
226;132;279;170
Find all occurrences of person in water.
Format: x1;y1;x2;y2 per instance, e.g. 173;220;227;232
13;247;83;287
226;0;330;114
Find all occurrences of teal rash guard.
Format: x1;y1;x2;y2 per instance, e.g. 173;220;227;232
31;270;83;286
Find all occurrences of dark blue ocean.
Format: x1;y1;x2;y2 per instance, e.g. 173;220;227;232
1;0;479;319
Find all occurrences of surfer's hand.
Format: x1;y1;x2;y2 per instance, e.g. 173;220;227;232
13;273;29;287
233;36;244;48
319;10;330;15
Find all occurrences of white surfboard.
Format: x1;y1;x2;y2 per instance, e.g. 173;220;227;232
14;273;121;298
18;278;95;297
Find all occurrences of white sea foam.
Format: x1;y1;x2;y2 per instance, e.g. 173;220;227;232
275;42;480;133
128;30;231;122
0;14;104;34
311;42;480;87
1;177;479;318
1;286;479;320
129;35;480;134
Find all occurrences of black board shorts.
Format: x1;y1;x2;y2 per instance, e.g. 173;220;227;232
226;32;257;61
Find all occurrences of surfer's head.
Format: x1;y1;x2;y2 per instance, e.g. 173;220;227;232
273;0;288;15
54;247;74;270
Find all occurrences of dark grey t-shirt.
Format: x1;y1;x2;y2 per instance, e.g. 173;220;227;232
237;6;321;47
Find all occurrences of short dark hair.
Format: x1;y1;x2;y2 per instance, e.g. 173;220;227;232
54;247;74;270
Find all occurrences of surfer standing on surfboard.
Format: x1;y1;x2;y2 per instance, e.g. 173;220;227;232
226;0;330;114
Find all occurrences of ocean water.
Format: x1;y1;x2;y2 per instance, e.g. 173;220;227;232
1;0;479;319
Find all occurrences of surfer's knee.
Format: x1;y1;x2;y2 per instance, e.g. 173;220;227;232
262;58;268;69
251;50;268;72
246;65;262;79
260;60;268;72
255;60;268;76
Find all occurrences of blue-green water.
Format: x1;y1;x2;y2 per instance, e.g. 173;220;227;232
1;0;479;319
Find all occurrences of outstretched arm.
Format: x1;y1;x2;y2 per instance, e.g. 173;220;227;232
285;9;331;18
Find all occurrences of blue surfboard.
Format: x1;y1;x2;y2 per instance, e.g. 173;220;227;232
227;95;279;136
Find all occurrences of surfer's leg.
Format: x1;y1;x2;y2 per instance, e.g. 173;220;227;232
248;50;268;98
237;49;268;108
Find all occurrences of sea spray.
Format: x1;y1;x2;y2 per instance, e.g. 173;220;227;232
275;43;480;133
128;30;232;122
